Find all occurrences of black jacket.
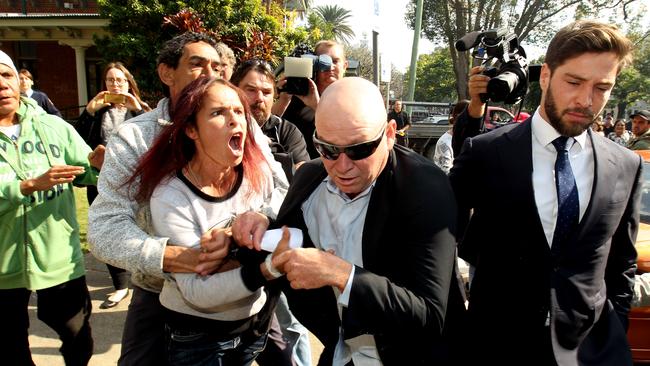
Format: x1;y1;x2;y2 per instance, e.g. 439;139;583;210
274;145;466;365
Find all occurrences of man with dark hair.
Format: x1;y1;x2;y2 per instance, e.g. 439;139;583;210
628;110;650;150
88;32;288;365
18;68;62;117
231;59;310;179
275;40;348;158
450;20;639;365
387;100;410;146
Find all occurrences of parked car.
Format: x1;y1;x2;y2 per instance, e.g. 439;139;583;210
628;150;650;363
419;115;450;125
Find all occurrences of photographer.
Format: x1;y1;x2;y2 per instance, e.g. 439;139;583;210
273;40;348;158
450;65;491;157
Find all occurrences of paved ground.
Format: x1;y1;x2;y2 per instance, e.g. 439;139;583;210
28;253;323;365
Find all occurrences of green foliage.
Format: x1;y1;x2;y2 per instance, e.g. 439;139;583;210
307;5;355;44
94;0;308;103
344;41;373;81
405;48;456;103
608;33;650;118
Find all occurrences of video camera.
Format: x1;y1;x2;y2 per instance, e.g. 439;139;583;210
275;44;333;96
455;28;532;104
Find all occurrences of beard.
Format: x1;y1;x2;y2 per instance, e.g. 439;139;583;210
543;86;595;137
250;104;270;126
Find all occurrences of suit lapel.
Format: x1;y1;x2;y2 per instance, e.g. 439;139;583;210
499;119;549;250
576;131;617;238
361;150;395;270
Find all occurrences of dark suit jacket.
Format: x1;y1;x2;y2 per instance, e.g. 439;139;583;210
450;117;641;366
274;145;466;365
28;90;62;118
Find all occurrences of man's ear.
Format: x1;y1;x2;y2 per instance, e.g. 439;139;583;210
539;63;551;91
386;120;397;150
158;63;175;88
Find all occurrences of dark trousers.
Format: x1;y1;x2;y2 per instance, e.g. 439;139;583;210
118;285;168;366
88;185;130;291
0;276;93;366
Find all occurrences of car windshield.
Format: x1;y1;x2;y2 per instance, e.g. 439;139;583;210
641;161;650;224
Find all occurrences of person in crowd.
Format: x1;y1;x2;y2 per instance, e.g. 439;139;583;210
18;68;62;117
0;51;105;366
603;113;615;135
216;42;236;81
87;32;288;366
232;59;310;179
434;100;469;174
127;76;284;365
274;40;348;158
231;59;312;366
628;110;650;150
450;21;639;365
75;61;151;309
228;77;466;365
607;119;630;146
591;116;605;136
387;100;411;146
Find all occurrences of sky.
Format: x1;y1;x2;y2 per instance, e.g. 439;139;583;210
309;0;650;72
310;0;434;71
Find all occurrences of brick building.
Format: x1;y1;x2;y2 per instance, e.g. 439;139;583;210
0;0;108;119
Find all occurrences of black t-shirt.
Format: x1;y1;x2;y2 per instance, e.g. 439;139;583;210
282;96;319;159
387;110;411;130
261;115;310;181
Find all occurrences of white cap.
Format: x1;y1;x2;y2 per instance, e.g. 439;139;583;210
0;50;18;76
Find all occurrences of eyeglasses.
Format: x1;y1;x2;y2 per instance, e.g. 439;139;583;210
106;77;127;85
313;126;385;161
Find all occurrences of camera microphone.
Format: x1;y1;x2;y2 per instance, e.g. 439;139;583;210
455;31;483;51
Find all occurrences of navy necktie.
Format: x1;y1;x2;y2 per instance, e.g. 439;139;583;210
551;136;579;247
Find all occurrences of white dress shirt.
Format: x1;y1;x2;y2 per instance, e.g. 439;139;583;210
302;177;382;366
531;108;594;247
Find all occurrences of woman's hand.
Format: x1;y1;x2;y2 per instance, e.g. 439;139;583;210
86;91;111;116
122;92;143;112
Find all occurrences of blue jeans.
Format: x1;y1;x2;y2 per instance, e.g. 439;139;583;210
166;325;267;366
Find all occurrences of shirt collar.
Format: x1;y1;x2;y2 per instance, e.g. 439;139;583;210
324;175;375;203
531;107;588;150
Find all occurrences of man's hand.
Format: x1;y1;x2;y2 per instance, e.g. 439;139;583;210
295;78;320;111
196;227;233;275
260;226;292;280
88;145;105;170
20;165;85;195
273;246;352;291
231;211;269;251
272;77;293;117
467;66;490;118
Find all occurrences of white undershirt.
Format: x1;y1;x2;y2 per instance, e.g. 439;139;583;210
302;177;382;366
0;124;21;141
531;108;594;247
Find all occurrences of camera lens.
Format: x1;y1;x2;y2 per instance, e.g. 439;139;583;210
487;71;520;102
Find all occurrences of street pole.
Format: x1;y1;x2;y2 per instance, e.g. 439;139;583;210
405;0;424;112
373;31;380;86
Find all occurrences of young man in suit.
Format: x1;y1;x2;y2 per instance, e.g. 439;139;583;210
450;21;639;365
229;77;466;365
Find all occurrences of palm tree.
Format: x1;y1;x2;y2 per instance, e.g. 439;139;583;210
310;5;355;44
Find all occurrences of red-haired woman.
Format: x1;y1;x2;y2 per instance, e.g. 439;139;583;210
128;77;284;365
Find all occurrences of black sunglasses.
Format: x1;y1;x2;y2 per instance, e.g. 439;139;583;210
313;127;386;161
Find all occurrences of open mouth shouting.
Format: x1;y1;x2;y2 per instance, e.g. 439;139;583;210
228;132;245;156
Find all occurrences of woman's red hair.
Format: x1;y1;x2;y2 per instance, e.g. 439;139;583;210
126;77;269;202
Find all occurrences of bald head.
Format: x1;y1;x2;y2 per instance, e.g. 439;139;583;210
316;77;387;142
314;77;396;198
